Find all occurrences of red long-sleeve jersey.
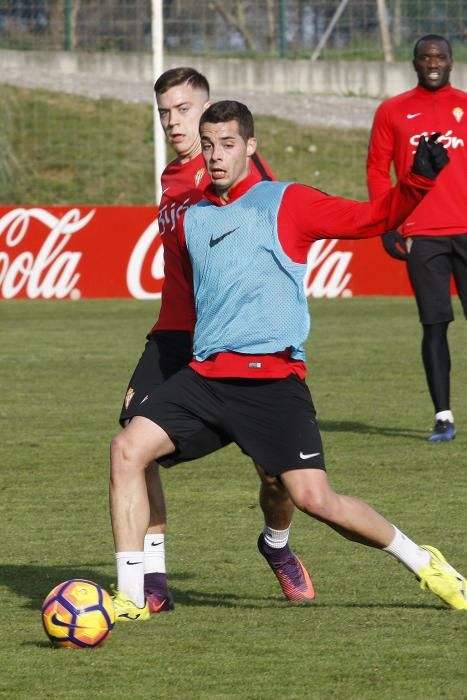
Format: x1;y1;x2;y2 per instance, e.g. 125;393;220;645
367;84;467;237
173;168;435;379
150;152;274;333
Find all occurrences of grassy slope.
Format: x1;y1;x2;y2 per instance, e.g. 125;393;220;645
0;84;369;204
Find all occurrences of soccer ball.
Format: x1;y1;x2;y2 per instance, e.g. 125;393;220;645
41;579;115;649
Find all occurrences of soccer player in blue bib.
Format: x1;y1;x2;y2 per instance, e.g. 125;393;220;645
110;100;466;620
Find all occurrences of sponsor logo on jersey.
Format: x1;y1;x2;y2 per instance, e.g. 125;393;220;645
453;107;464;123
158;196;191;235
410;129;464;153
406;112;422;119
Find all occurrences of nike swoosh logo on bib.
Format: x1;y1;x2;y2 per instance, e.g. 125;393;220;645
209;227;239;247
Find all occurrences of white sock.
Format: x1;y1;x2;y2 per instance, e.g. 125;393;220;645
116;551;145;607
384;527;431;575
263;526;290;549
436;410;454;423
144;533;166;574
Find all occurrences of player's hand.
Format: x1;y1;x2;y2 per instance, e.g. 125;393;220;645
412;132;449;179
381;231;408;261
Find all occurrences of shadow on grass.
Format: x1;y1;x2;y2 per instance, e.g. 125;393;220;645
165;586;446;611
0;563;445;612
319;419;427;441
0;564;191;610
2;562;282;611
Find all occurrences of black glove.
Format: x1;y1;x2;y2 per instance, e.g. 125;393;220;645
412;132;449;179
381;230;408;261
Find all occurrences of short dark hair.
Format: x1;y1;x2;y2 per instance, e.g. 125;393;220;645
154;67;210;97
413;34;452;59
199;100;254;141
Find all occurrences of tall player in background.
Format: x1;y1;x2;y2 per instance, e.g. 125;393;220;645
367;35;467;443
117;68;314;617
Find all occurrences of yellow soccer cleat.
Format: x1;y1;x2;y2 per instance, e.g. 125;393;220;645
418;546;467;610
111;587;150;622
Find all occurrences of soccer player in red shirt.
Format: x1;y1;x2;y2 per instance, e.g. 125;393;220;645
118;68;314;616
367;34;467;442
110;100;467;620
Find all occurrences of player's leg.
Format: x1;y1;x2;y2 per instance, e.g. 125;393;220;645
421;320;451;410
112;368;234;620
110;415;176;620
280;467;467;609
144;462;174;612
406;235;456;441
255;463;315;601
255;464;294;530
281;468;395;546
120;331;193;612
227;375;467;610
111;418;174;552
222;375;320;601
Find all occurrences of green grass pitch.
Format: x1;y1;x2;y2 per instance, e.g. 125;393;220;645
1;297;466;699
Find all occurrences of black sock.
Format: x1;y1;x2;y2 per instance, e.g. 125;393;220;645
421;322;450;412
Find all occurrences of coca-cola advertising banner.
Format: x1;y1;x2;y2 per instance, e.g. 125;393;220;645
0;206;413;300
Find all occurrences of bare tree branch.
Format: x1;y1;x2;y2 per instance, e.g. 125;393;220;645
209;0;257;51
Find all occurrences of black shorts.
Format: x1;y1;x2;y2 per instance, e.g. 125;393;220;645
119;331;193;424
119;331;230;467
406;234;467;324
134;368;326;477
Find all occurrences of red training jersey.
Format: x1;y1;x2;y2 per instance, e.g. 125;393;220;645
150;152;275;333
173;168;434;380
367;84;467;237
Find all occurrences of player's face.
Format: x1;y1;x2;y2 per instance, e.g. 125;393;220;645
157;83;210;163
200;120;256;200
413;40;452;91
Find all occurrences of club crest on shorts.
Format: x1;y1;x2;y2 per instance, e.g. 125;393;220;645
194;168;206;187
124;387;135;409
453;107;464;123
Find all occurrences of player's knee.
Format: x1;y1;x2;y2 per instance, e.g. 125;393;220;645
110;429;169;479
293;488;335;520
110;432;142;475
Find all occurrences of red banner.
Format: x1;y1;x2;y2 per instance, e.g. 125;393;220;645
0;206;414;300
